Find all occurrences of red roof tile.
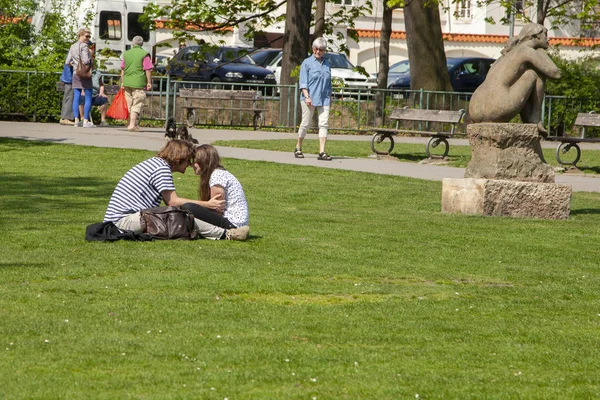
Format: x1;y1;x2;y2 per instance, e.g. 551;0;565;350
155;20;232;32
352;28;600;48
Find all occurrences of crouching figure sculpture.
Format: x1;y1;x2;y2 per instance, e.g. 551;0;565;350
468;23;561;136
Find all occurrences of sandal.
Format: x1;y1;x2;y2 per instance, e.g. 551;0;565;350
317;151;332;161
294;148;304;158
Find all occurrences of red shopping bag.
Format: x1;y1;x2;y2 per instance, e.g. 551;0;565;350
106;88;129;120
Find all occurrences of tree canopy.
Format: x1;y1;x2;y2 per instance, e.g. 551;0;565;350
0;0;79;69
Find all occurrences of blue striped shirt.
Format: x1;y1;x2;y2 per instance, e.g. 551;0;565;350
103;157;176;222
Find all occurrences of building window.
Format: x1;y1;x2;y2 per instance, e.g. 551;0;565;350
515;0;525;14
506;0;527;19
456;0;471;18
334;0;353;5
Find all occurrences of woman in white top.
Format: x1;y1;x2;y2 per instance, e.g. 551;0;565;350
182;145;249;230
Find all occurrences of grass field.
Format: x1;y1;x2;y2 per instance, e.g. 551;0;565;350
1;137;600;399
212;138;600;174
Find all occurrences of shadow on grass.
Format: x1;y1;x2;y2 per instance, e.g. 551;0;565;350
0;137;68;149
570;208;600;215
578;166;600;174
0;262;49;269
388;152;428;163
1;172;115;220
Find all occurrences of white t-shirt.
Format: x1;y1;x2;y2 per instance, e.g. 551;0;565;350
209;169;249;227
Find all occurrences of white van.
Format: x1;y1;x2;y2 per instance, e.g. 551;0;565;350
93;0;156;71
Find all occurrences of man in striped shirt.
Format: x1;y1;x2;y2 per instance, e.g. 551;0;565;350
103;139;249;240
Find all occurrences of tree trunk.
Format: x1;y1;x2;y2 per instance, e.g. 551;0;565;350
280;0;313;129
404;0;452;98
375;3;394;126
537;0;548;25
314;0;325;39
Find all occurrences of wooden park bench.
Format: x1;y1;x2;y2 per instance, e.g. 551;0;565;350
370;106;466;159
179;88;265;130
545;111;600;167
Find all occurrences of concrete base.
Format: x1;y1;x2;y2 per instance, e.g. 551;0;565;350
442;178;572;220
465;123;555;183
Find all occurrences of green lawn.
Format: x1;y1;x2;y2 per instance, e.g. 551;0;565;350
1;137;600;399
213;138;600;173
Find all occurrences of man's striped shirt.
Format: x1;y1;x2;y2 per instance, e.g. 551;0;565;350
104;157;176;222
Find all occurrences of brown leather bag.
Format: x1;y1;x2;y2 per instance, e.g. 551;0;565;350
140;206;197;240
76;44;92;79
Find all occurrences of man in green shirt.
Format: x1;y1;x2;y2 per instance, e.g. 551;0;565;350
120;36;153;132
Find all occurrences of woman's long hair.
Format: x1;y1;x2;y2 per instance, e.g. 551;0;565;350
193;145;223;201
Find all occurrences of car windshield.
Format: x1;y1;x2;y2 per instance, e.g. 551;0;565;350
206;48;255;64
446;59;464;68
324;53;355;69
251;50;281;66
389;60;410;74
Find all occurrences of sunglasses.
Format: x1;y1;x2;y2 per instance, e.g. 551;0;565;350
85;34;91;38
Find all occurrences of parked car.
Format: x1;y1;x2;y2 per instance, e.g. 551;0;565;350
154;55;171;75
166;45;276;93
388;57;496;93
386;59;410;88
266;51;377;95
249;48;283;67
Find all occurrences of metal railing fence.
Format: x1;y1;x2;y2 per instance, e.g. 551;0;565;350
1;69;598;135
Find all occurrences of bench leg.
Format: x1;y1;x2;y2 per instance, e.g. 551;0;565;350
253;112;264;131
555;142;581;167
186;109;196;128
426;137;449;159
371;132;394;155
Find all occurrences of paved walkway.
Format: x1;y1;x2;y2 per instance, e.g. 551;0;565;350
1;121;599;192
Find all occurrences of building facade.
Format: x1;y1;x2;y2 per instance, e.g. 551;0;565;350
153;0;600;74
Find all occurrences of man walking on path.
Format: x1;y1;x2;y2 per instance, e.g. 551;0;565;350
121;35;153;132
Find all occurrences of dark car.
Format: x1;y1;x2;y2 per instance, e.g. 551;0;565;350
167;45;276;92
386;59;410;88
249;48;282;67
388;57;495;93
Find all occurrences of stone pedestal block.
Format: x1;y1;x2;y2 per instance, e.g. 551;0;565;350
441;178;572;220
465;123;555;183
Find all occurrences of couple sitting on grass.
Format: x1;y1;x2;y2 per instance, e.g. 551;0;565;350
103;140;249;241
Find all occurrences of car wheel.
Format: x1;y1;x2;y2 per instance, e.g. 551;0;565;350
210;77;221;89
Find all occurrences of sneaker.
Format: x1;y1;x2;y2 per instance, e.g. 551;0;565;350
225;226;249;241
83;121;95;128
59;119;74;125
99;121;110;127
74;119;83;127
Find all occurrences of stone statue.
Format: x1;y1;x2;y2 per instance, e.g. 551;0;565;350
468;23;561;136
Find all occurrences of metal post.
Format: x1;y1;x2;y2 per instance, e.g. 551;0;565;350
447;0;452;32
293;83;298;133
509;2;515;38
165;75;171;120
